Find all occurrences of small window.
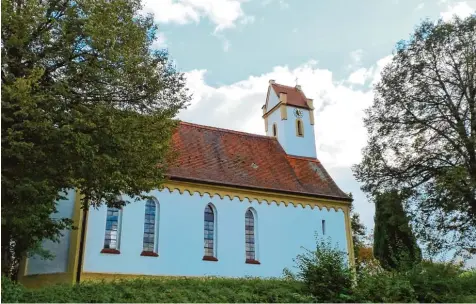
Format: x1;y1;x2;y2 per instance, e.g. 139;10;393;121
204;204;217;260
322;219;326;235
103;207;121;252
272;123;277;137
296;119;304;137
142;198;159;255
245;208;259;264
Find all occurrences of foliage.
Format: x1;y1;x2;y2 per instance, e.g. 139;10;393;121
283;237;353;302
5;276;313;303
1;275;26;303
2;264;475;303
353;261;476;303
353;269;417;303
1;0;189;278
353;15;476;255
373;190;422;270
355;246;380;270
406;261;476;303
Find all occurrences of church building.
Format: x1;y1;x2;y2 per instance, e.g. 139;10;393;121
19;80;353;287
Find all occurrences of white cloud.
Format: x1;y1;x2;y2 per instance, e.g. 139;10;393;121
180;57;392;169
240;15;255;25
440;1;475;21
370;55;393;86
346;55;392;87
347;49;364;70
348;68;371;85
350;49;363;64
142;0;251;32
415;2;425;10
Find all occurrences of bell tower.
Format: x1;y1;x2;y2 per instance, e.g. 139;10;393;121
262;80;317;158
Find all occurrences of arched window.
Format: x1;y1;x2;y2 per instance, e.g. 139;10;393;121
272;123;277;137
296;119;304;137
203;204;217;260
142;198;159;256
245;208;259;264
102;207;122;254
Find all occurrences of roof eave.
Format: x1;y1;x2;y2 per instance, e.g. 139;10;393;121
165;175;353;203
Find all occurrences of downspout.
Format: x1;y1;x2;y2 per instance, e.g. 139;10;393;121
76;207;89;284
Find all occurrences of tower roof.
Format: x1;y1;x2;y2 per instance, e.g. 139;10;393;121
270;82;311;109
167;122;351;202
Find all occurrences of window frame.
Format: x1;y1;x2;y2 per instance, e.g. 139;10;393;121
141;197;159;257
203;203;218;261
101;206;123;254
296;119;304;137
245;208;260;264
272;123;278;137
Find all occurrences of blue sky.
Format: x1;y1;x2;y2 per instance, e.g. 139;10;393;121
143;0;475;257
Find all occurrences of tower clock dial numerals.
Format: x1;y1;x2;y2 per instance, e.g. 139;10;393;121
294;108;303;118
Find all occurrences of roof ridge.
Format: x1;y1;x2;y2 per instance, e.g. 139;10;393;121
179;121;275;140
271;83;309;102
273;83;297;90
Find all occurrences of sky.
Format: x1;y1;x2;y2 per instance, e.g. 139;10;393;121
142;0;475;259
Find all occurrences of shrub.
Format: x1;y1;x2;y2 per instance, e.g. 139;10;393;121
18;277;314;303
406;261;476;303
353;269;417;302
353;261;476;303
1;275;25;303
284;237;353;302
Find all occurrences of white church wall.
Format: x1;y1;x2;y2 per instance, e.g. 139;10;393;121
82;188;348;278
266;108;286;144
266;105;317;158
266;87;280;111
281;105;317;158
26;189;76;275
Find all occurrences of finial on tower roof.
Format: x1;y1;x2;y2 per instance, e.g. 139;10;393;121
269;79;275;84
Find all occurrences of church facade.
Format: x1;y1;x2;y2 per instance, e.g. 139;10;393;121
19;81;353;287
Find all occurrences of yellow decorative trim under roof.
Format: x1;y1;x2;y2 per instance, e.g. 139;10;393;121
161;180;350;212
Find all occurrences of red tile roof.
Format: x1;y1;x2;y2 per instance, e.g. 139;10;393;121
167;122;350;201
270;83;311;109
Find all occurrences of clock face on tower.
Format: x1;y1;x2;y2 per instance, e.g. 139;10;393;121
293;108;303;118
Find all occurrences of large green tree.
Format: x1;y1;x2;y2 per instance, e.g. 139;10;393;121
1;0;189;278
373;190;422;270
353;15;476;256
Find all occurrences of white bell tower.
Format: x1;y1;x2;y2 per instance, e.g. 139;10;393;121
262;80;317;159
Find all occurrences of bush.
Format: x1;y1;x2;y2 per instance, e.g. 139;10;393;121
1;276;25;303
284;237;353;302
17;277;314;303
353;269;417;302
3;259;475;302
406;261;476;303
353;261;476;303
